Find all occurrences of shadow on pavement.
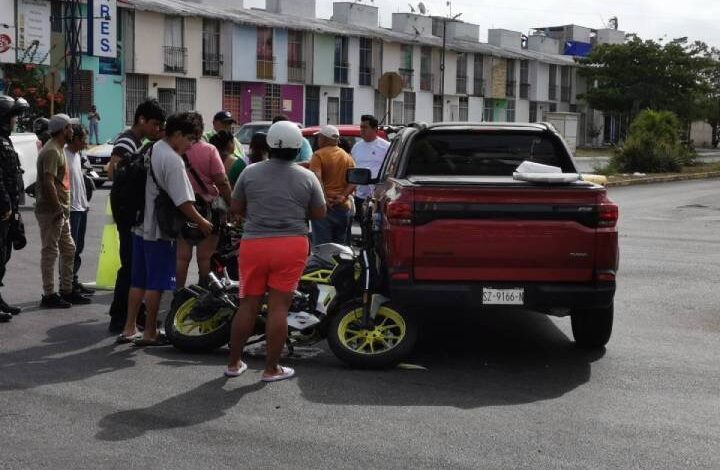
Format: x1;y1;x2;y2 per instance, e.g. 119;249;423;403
95;378;264;441
294;309;605;409
0;320;136;391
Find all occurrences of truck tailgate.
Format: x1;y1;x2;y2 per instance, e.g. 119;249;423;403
410;181;602;282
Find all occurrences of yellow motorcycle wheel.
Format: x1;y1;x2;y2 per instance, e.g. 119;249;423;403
328;300;418;369
164;289;233;353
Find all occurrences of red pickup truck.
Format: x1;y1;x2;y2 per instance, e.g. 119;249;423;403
354;123;619;348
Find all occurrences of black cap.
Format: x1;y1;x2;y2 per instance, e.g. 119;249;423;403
213;111;236;123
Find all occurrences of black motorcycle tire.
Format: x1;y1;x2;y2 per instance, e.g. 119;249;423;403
164;289;232;353
327;300;418;369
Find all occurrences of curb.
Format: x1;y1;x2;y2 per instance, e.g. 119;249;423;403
606;171;720;187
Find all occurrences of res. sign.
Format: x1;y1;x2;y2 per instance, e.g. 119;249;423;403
87;0;117;58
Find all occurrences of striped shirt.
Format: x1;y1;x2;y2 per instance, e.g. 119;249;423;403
112;129;142;161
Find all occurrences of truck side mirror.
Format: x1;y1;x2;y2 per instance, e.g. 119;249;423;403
347;168;372;185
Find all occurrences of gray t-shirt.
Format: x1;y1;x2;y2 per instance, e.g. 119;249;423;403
134;139;195;241
232;158;326;240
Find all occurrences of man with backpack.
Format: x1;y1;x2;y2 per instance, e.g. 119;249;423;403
117;112;213;346
107;99;166;333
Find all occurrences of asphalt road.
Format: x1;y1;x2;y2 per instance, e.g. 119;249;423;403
1;182;719;469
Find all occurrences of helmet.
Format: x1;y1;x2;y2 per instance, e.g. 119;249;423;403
33;117;49;134
266;120;303;149
0;96;29;123
181;221;206;246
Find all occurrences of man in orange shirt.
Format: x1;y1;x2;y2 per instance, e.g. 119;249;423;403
309;125;355;246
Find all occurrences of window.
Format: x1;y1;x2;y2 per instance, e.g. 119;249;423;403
506;100;515;122
222;82;243;125
404;132;573;176
459;97;468;121
68;70;93;114
433;95;443;122
374;90;387;124
392;100;404;124
420;46;433;91
506;59;515;97
176;77;196;112
164;16;185;74
263;84;281;121
561;66;572;102
483;99;495;122
549;64;558;100
305;86;320;126
257;27;274;80
400;44;414;89
334;36;349;84
288;30;305;83
202;19;221;77
359;37;373;86
456;53;467;94
403;92;416;124
125;73;148;126
520;60;530;99
473;54;484;96
340;88;354;124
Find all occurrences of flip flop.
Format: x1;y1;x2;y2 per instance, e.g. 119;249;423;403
116;332;142;344
261;366;295;383
223;362;248;378
132;334;169;347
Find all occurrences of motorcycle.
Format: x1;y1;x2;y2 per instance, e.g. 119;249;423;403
164;200;418;369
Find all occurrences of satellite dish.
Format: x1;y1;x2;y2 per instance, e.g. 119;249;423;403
418;2;427;14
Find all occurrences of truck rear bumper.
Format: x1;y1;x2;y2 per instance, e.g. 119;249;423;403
390;280;615;313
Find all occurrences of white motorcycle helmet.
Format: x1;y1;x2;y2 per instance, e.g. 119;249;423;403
266;120;303;150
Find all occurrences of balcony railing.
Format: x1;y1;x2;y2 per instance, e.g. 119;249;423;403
520;83;530;99
506;80;516;98
399;68;414;90
473;78;485;97
257;57;276;80
420;72;434;92
561;85;572;102
549;85;558;101
334;62;349;84
359;66;374;86
203;52;223;77
456;75;467;94
164;46;187;74
288;60;306;83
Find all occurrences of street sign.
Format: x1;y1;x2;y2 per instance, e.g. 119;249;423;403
378;72;403;99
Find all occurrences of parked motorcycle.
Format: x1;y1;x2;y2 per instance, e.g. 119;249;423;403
164;201;418;369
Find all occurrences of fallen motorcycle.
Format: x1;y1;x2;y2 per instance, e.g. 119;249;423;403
164;201;418;369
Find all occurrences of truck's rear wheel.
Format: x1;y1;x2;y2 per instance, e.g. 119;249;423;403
327;300;418;369
571;305;613;348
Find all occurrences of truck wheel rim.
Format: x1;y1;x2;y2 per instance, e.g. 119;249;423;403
338;307;406;355
174;298;231;336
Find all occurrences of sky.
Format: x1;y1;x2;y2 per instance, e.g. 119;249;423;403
244;0;720;46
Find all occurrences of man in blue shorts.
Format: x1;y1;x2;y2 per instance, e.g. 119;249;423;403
117;113;213;345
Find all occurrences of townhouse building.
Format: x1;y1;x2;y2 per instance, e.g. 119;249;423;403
2;0;625;145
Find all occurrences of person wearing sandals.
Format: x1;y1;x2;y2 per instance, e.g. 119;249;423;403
225;121;326;382
117;113;213;346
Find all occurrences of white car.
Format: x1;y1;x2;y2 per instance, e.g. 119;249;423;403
10;132;39;195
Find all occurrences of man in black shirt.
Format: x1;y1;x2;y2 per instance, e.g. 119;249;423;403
0;96;29;321
106;99;166;333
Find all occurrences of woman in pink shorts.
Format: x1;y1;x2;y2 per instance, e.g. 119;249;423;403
226;121;326;382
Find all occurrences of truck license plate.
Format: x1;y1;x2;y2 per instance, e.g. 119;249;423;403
482;288;524;305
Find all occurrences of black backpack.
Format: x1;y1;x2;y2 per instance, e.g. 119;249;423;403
110;146;150;228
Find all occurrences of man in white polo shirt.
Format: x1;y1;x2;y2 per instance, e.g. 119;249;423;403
350;114;389;216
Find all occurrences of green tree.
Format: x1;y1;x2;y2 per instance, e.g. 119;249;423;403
578;37;716;127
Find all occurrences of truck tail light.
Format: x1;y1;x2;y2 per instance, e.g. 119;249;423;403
386;201;413;225
598;203;619;228
596;270;616;282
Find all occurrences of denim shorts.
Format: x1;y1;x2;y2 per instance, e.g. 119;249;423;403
130;235;177;291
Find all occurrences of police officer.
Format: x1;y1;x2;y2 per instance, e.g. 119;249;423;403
0;95;30;322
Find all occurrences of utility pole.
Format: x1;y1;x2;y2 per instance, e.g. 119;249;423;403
439;12;462;122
